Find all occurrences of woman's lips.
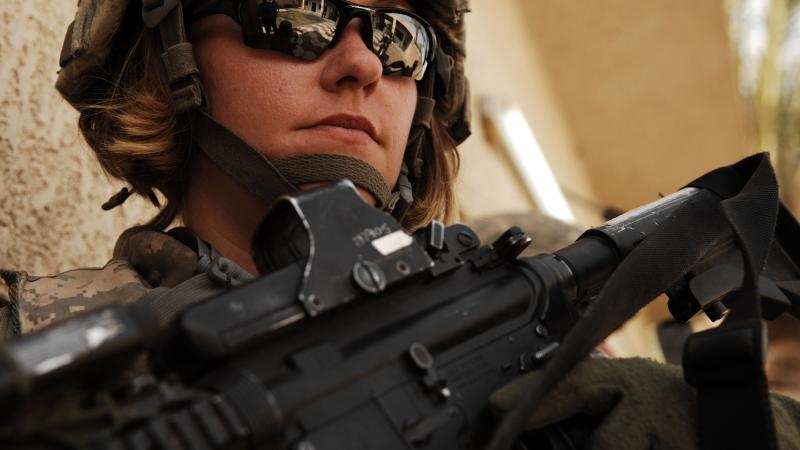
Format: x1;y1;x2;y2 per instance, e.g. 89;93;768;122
304;113;379;144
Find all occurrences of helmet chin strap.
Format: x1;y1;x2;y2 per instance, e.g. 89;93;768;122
191;110;296;203
192;109;395;210
270;154;391;208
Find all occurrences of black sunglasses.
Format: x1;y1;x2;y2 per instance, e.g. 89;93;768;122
191;0;438;81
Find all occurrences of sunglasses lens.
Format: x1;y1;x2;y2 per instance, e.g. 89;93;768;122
244;0;340;60
273;0;340;60
245;1;433;79
372;12;432;80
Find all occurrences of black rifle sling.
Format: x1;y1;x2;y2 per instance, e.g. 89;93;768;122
486;153;780;450
683;154;779;450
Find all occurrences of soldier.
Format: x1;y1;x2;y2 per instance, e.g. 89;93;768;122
0;0;798;448
1;0;465;337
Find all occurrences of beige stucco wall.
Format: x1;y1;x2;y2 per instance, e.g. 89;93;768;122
519;1;757;211
0;1;152;275
458;0;757;227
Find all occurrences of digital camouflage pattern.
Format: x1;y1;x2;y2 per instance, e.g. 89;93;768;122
0;227;209;341
15;261;150;334
113;226;200;288
0;262;150;339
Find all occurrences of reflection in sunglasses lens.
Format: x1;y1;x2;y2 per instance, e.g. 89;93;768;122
375;12;429;79
254;0;431;79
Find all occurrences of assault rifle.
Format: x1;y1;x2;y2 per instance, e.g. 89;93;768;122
1;165;799;449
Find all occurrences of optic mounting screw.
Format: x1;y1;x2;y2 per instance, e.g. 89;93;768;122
353;260;387;294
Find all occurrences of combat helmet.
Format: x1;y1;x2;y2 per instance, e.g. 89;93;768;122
56;0;471;224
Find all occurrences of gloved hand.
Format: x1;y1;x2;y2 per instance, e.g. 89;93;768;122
489;357;800;450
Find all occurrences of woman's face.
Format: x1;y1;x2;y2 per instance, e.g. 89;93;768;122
191;0;418;192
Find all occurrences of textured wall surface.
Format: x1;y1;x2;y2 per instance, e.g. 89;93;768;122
0;1;152;276
518;0;757;211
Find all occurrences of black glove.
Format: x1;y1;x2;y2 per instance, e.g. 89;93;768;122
490;357;800;450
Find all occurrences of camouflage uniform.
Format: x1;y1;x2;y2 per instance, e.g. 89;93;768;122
0;227;251;341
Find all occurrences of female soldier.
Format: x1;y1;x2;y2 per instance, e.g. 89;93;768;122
2;0;468;335
1;0;798;449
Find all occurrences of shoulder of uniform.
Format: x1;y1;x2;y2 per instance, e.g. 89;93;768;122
12;259;153;335
114;226;200;288
3;226;213;338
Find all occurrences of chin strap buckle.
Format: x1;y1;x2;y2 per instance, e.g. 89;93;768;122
143;0;205;112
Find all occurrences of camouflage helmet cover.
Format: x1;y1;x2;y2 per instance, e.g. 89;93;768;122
56;0;472;144
410;0;470;143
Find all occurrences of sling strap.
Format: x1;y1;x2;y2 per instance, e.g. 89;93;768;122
486;153;787;450
682;154;780;450
135;230;255;332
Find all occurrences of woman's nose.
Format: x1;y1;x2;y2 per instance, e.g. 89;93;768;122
319;18;383;94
